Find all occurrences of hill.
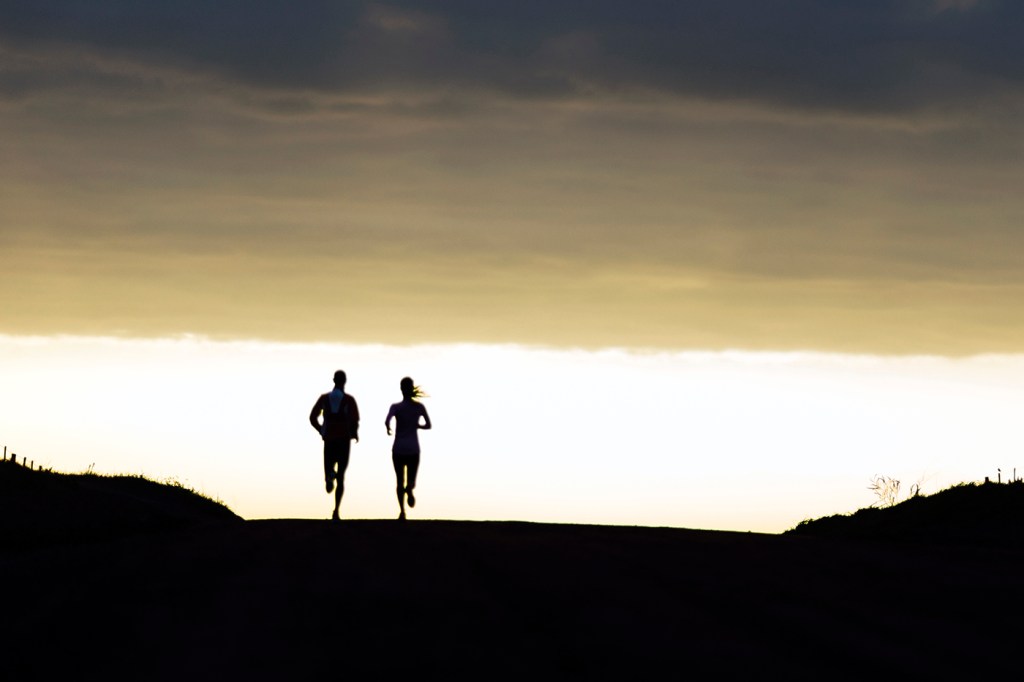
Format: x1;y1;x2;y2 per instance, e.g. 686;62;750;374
3;466;1024;678
0;459;241;547
787;481;1024;547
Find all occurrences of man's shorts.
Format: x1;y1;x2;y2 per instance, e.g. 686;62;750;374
324;438;352;473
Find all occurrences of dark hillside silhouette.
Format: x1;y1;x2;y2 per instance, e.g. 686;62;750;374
788;481;1024;547
0;459;240;548
4;466;1024;679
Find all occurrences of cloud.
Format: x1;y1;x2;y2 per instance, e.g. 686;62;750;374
1;1;1022;115
2;1;1023;354
931;0;987;12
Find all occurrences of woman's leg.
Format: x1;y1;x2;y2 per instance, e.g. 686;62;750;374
392;455;406;519
405;454;420;507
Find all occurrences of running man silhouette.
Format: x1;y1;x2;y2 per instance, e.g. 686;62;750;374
309;370;360;521
385;377;431;521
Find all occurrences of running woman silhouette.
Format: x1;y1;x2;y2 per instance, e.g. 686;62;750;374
385;377;431;520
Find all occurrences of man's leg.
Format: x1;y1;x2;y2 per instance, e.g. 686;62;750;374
324;450;335;494
333;442;351;519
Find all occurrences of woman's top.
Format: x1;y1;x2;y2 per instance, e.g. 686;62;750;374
387;399;429;456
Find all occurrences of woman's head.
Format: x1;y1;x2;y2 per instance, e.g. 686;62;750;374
400;377;426;399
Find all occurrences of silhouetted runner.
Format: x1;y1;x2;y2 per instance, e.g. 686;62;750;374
385;377;431;521
309;370;360;521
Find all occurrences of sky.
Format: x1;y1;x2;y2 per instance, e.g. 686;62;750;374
1;1;1022;531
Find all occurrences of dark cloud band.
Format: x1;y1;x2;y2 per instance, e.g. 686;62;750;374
1;0;1021;112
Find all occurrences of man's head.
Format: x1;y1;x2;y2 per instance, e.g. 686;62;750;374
333;370;347;388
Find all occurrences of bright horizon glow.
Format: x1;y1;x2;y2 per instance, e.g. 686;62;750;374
3;335;1021;533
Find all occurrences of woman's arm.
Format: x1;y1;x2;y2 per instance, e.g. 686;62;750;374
419;405;432;430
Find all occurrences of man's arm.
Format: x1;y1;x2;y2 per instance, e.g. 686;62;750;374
309;396;324;435
349;396;360;442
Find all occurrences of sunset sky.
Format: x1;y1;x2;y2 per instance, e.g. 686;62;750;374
2;1;1022;531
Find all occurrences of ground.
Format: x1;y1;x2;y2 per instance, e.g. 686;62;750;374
3;463;1022;679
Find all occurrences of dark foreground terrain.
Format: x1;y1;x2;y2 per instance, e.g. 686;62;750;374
3;462;1023;679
